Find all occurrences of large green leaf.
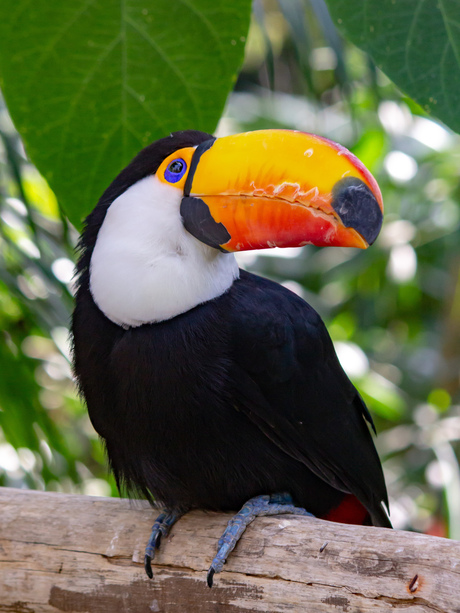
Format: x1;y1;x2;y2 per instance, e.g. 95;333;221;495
326;0;460;133
0;0;250;227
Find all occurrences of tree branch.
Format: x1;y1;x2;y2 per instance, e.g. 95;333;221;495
0;487;458;612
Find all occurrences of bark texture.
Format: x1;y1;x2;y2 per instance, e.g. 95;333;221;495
0;487;459;612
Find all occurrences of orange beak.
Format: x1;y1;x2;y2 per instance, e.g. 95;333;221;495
179;130;383;252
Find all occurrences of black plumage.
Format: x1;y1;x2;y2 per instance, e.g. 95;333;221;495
72;130;391;529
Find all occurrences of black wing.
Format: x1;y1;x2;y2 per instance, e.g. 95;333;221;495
227;269;390;527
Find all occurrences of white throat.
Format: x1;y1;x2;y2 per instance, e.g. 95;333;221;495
89;175;239;327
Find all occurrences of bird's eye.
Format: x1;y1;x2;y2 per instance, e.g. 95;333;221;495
164;158;187;183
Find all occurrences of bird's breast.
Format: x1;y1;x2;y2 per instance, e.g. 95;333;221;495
88;175;239;326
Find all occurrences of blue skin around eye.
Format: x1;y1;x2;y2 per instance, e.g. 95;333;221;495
164;158;187;183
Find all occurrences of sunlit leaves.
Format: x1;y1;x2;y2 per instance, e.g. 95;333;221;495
0;0;251;227
326;0;460;133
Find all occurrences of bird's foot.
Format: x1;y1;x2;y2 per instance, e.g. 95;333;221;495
207;493;313;587
144;508;183;579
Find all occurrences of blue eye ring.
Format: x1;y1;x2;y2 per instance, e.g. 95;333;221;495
164;158;187;183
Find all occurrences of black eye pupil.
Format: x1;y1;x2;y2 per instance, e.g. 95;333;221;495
169;160;183;174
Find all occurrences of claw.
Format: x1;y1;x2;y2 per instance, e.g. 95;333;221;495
207;493;313;586
143;508;184;579
144;554;153;579
207;566;215;588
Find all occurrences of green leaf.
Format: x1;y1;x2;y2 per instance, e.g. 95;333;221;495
351;128;387;173
0;0;250;227
326;0;460;133
357;373;406;421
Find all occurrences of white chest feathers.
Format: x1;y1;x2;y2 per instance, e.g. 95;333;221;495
89;175;239;327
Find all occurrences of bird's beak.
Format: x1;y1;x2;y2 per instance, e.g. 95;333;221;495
180;130;383;252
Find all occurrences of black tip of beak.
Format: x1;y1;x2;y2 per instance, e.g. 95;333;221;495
332;177;383;246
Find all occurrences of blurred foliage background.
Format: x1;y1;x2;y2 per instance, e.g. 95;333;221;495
1;0;459;539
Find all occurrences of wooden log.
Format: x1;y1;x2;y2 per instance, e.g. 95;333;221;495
0;487;459;612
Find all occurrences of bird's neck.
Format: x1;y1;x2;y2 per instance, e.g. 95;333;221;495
88;176;239;327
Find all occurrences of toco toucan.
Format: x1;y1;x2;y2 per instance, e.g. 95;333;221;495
72;129;390;586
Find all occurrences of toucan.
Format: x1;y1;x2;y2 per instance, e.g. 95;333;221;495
71;129;391;587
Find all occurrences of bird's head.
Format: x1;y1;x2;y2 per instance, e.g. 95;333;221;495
163;129;383;252
81;129;383;326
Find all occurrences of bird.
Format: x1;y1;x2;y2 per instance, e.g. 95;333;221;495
71;128;391;587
